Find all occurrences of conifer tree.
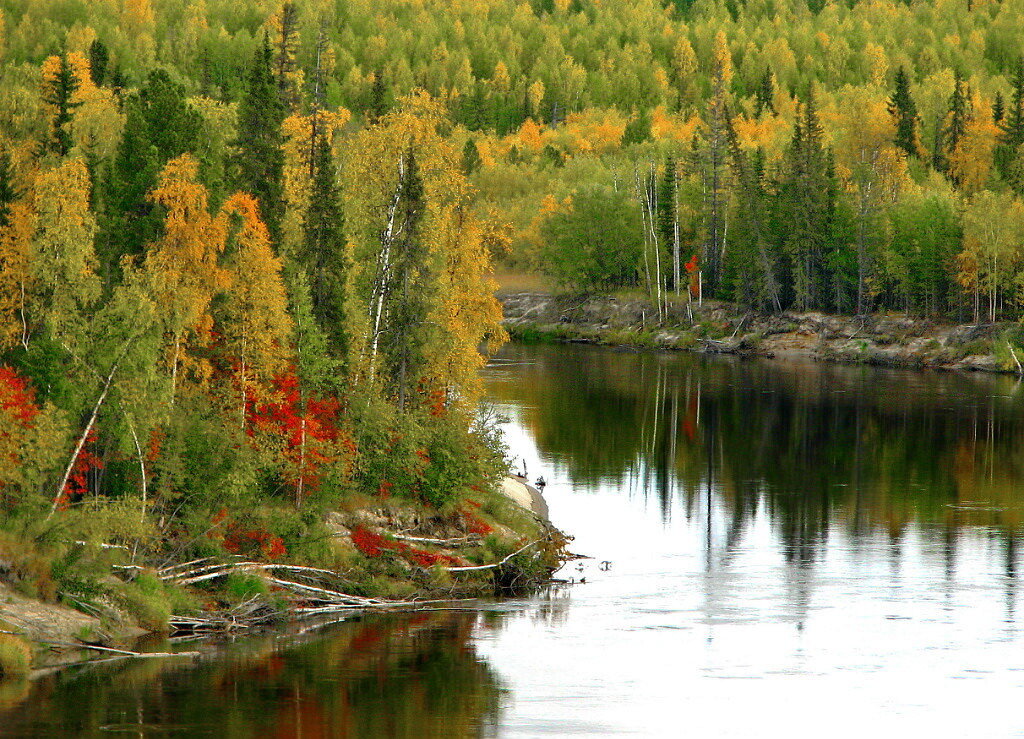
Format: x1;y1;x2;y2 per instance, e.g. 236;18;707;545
369;72;389;123
103;70;201;276
0;147;15;229
273;2;300;112
942;72;969;182
1003;58;1024;147
301;133;349;358
888;66;922;158
656;156;680;293
41;53;81;157
996;58;1024;188
88;40;109;87
382;148;429;412
234;37;285;243
993;91;1005;124
754;69;776;118
462;139;482;175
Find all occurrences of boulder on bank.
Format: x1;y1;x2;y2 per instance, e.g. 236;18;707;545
501;476;549;520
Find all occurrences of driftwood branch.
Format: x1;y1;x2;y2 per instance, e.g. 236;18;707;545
445;540;540;572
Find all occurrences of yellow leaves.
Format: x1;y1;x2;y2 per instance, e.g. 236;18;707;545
650;106;700;144
527;80;545;117
492;61;511;91
517;118;545;153
732;114;789;152
146;155;228;377
220;193;292;378
0;202;34;350
957;190;1024;307
862;43;888;87
279;109;351;255
345;93;504;402
948;97;1000;197
712;30;732;86
32;157;99;343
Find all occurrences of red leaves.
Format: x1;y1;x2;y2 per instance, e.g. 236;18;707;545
222;523;287;559
0;366;39;427
460;508;493;535
351;526;389;558
56;429;103;509
246;368;354;494
350;525;464;567
684;254;699;274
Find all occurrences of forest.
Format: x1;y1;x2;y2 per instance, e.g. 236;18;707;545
0;0;1023;613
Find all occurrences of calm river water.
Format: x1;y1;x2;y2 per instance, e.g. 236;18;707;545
4;343;1024;737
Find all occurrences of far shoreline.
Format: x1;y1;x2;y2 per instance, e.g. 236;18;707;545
498;291;1024;376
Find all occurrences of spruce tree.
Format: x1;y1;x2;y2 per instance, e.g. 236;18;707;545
42;53;80;157
1003;58;1024;147
233;37;285;243
996;59;1024;190
943;72;968;174
0;147;16;229
88;40;109;87
462;138;482;175
102;70;201;281
369;72;389;123
993;91;1005;124
302;133;349;358
888;66;922;158
383;149;429;411
754;69;776;118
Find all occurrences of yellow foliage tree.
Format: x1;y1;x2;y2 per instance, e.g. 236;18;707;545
145;155;229;397
219;192;293;426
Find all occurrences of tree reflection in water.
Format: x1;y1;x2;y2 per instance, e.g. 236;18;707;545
0;612;507;737
486;343;1024;613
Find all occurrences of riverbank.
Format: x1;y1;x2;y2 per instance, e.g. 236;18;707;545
0;477;564;679
500;291;1024;374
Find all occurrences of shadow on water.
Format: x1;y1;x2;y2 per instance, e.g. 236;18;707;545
0;612;507;737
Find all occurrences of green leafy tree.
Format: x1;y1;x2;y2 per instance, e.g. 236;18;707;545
540;188;643;292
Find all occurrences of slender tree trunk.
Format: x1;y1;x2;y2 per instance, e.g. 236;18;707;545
48;357;124;519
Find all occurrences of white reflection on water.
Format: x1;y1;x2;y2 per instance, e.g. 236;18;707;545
474;405;1024;738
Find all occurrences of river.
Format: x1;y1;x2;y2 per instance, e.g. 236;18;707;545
3;343;1024;736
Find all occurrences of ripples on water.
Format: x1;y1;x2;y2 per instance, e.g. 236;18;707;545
4;343;1024;737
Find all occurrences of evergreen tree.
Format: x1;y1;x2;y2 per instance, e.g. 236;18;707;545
1003;58;1024;147
888;66;922;158
102;70;202;276
381;149;429;411
274;2;301;111
301;133;348;358
754;69;776;118
233;38;285;243
88;40;109;87
656;156;680;292
993;91;1005;124
368;72;389;123
777;89;837;311
996;58;1024;187
0;148;16;230
41;53;80;157
942;72;969;182
462;138;482;175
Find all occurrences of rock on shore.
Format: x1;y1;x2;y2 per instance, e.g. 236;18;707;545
499;291;1017;374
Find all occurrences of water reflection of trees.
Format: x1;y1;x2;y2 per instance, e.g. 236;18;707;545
487;344;1024;558
0;613;505;737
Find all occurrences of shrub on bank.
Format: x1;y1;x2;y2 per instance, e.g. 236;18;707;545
0;633;31;680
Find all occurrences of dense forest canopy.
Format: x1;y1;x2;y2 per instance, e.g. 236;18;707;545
0;0;1023;567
